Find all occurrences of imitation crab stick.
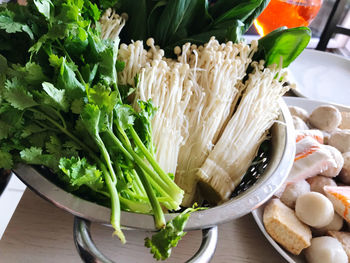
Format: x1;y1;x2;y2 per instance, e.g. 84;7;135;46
295;129;324;144
276;137;337;196
324;186;350;223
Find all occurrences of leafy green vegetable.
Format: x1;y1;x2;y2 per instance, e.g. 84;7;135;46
0;0;185;248
253;26;312;68
113;0;270;54
145;206;203;260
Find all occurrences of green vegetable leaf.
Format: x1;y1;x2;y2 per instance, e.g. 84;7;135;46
70;98;85;114
211;0;263;26
49;55;85;99
114;103;135;130
0;10;34;40
22;62;47;85
4;77;38;110
87;83;119;113
133;99;157;154
59;156;104;191
254;26;312;68
116;0;148;42
20;146;59;171
153;0;208;46
0;149;13;169
145;206;202;260
33;0;53;21
81;103;108;136
21;124;46;138
41;82;69;112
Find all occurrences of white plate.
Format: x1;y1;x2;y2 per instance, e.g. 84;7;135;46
288;49;350;106
252;96;350;263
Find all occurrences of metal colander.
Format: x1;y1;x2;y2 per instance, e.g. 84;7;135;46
12;97;295;263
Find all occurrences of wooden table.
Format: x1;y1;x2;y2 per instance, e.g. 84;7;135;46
0;189;287;263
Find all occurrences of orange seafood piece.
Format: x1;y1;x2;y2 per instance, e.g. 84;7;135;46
295;129;324;144
324;186;350;222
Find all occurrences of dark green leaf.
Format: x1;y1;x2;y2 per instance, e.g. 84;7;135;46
116;0;148;42
241;0;270;32
0;149;13;169
208;0;242;18
212;0;263;26
153;0;210;46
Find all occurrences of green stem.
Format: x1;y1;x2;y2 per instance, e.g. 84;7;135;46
108;132;183;209
106;129;174;199
95;133;117;184
134;165;166;229
129;126;183;194
119;195;151;214
100;164;125;243
105;129;133;160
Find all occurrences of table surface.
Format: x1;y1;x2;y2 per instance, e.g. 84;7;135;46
0;189;290;263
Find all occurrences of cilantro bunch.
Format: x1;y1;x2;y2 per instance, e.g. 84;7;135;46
0;0;184;244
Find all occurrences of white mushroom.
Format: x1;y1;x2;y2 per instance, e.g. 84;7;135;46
309;105;342;131
288;106;309;122
280;180;310;208
339;152;350;184
293;115;309;130
295;192;334;228
320;145;344;177
328;130;350;153
305;236;348;263
307;176;337;195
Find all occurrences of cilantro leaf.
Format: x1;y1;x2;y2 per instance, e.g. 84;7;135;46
0;149;13;169
70;98;85;114
53;57;86;99
4;77;38;110
20;146;59;171
22;62;47;85
81;103;108;136
33;0;53;21
145;207;203;260
59;156;104;191
114;103;135;130
41;82;69;112
87;83;119;113
0;10;34;39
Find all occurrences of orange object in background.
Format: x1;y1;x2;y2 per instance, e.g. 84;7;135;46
254;0;322;36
